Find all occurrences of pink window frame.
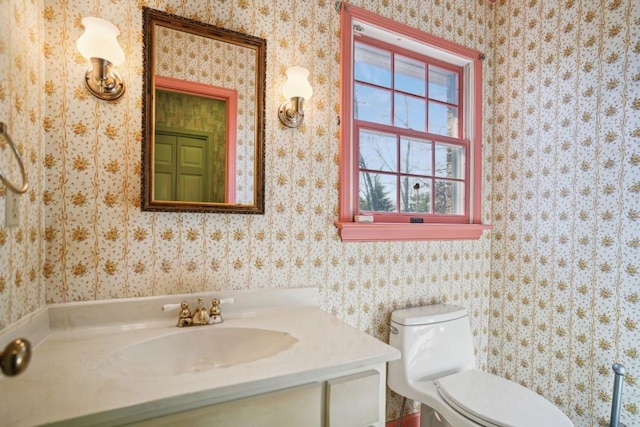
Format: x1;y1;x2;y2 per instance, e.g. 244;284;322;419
154;75;238;204
353;36;469;223
335;4;491;241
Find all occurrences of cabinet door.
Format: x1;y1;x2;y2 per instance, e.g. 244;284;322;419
128;382;322;427
327;370;380;427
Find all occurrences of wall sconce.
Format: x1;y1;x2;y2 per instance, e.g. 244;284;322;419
278;67;313;128
77;17;126;101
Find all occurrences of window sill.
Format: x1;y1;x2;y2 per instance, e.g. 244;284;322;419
334;221;492;242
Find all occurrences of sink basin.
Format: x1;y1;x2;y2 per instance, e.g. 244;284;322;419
101;327;298;377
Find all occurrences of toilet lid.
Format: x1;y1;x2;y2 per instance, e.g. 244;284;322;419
436;370;573;427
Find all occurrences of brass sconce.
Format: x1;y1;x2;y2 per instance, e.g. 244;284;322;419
278;67;313;128
77;17;126;101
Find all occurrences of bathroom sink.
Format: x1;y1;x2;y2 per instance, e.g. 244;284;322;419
101;327;298;377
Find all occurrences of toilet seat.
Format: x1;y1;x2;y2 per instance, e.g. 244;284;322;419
435;370;573;427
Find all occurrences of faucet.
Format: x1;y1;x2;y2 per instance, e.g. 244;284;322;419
163;297;234;327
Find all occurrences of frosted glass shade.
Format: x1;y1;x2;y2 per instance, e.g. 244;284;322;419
77;17;125;66
282;67;312;100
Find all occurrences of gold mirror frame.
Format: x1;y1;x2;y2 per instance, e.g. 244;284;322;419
141;7;266;214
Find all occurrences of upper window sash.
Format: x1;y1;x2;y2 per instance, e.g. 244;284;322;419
353;36;465;138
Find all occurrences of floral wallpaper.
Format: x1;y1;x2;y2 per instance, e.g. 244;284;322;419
0;0;46;329
488;1;639;426
0;0;637;426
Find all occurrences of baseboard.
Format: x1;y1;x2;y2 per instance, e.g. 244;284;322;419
386;411;420;427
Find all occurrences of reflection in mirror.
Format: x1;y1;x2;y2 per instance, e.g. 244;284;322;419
154;76;237;204
141;8;266;213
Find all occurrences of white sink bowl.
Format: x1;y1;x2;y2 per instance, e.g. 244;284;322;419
102;327;298;377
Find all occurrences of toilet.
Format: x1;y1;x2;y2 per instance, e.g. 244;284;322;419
387;304;574;427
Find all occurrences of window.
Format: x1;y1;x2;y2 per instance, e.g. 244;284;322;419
336;5;491;241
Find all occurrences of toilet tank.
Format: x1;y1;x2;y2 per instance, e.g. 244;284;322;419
388;305;476;390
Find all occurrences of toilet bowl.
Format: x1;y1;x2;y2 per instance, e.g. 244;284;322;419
387;304;574;427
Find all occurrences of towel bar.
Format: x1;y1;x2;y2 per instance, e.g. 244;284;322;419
0;121;29;194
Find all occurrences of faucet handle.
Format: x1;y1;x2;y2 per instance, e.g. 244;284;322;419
210;298;221;315
177;300;193;327
209;298;223;324
162;303;181;311
163;298;234;312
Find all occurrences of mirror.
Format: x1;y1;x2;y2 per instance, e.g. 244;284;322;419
141;8;266;214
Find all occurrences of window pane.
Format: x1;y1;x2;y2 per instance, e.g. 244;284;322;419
359;171;397;212
359;130;397;173
434;143;464;179
395;55;425;96
434;180;464;214
354;42;392;88
355;84;392;125
400;177;431;213
429;65;458;105
395;94;426;131
400;137;431;175
428;102;458;137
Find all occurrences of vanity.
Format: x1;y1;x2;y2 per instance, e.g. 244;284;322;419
0;288;399;426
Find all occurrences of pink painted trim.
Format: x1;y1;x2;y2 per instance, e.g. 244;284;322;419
386;411;421;427
339;5;355;223
155;75;238;203
337;5;488;241
335;222;492;242
471;57;483;224
225;113;237;204
345;5;481;60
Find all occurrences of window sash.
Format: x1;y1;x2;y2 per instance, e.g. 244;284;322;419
354;121;469;223
353;36;464;137
352;37;468;223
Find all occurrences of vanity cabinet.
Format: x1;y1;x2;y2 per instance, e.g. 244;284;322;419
127;368;383;427
327;370;380;427
129;382;323;427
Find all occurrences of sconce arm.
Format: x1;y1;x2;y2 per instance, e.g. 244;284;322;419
278;97;306;128
84;58;126;101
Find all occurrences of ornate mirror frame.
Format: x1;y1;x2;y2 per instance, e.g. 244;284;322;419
141;7;266;214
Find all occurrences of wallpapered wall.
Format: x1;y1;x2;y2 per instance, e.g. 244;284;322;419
0;0;46;328
489;1;639;426
1;0;638;426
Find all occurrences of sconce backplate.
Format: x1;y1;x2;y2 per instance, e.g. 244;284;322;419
84;68;126;101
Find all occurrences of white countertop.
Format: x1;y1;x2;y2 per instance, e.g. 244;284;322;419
0;288;399;426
